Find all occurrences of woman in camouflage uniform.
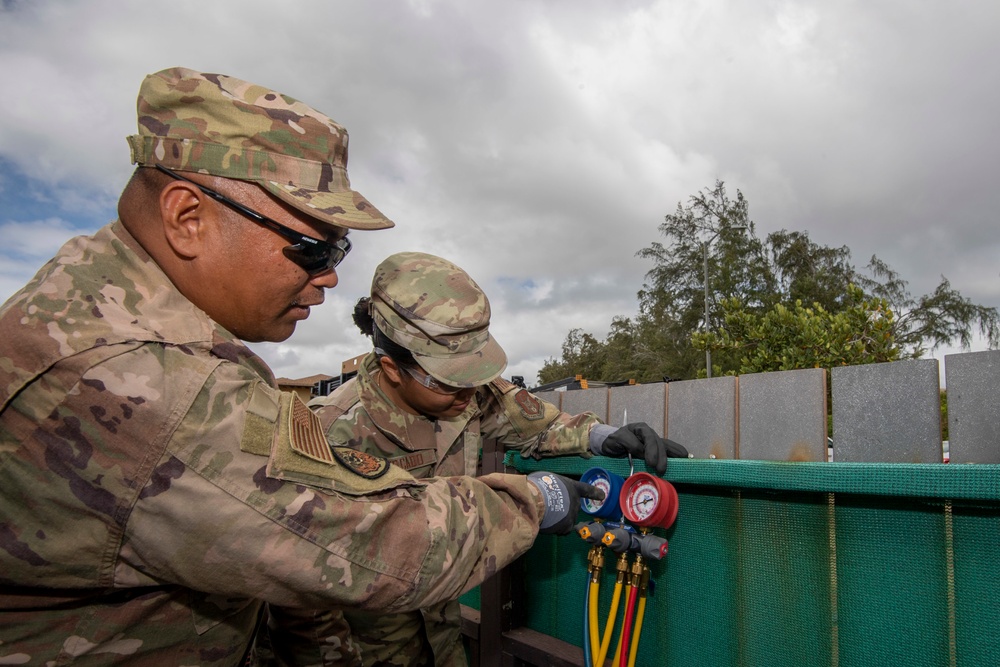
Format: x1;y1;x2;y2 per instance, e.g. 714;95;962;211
309;251;688;667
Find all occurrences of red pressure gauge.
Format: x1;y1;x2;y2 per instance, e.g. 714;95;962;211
620;472;679;529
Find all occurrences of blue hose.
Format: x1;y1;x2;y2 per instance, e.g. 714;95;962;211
583;571;593;667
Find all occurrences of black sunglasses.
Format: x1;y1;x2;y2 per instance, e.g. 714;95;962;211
155;164;351;276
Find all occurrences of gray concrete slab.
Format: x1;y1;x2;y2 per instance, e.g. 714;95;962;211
738;368;828;461
666;376;737;459
944;350;1000;463
608;383;667;431
533;390;562;413
559;386;608;423
831;359;942;462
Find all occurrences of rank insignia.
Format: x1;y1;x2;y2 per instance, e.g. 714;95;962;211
493;378;514;392
331;446;390;479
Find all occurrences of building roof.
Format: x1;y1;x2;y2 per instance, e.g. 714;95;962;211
275;373;334;388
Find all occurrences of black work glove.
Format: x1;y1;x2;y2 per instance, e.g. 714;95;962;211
600;422;689;475
527;472;605;535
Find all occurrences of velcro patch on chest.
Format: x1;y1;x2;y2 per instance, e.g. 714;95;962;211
331;446;390;479
513;389;545;421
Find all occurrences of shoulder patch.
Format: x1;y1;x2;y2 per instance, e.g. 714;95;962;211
288;393;337;464
331;446;390;479
513;389;545;421
269;391;420;496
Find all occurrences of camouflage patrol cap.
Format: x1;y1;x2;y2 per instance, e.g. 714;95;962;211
126;67;393;231
371;251;507;388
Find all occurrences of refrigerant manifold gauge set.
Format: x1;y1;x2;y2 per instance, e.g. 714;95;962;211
575;465;680;667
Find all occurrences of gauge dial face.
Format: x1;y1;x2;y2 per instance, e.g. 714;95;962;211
621;472;679;528
624;479;660;522
580;467;624;520
581;475;612;514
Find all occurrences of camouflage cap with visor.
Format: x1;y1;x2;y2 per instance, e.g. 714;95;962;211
371;252;507;388
126;67;393;231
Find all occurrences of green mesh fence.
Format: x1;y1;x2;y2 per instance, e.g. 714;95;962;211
459;585;479;610
496;454;1000;667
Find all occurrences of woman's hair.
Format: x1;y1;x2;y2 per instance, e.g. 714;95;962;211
353;297;417;367
352;297;377;337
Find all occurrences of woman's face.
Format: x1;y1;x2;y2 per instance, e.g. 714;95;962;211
379;357;478;420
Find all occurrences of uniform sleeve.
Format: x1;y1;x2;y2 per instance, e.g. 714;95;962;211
111;347;545;614
480;380;603;460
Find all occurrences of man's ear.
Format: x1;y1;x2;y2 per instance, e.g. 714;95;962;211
159;181;211;259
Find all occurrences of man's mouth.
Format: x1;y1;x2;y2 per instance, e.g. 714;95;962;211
290;295;324;311
288;301;321;319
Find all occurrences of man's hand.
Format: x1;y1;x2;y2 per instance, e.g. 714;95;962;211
599;422;689;475
527;472;605;535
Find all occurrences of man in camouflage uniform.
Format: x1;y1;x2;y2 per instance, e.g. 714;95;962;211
309;251;689;667
0;68;600;666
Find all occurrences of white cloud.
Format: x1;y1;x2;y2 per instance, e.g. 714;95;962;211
1;0;997;384
0;218;79;257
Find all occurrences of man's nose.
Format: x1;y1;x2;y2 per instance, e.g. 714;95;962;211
311;268;339;289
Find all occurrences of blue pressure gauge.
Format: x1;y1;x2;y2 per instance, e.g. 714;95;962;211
579;467;625;520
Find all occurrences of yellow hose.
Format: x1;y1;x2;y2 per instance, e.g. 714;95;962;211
597;580;624;667
589;579;601;663
626;596;647;667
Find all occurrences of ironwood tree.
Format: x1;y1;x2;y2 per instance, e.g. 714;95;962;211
537;181;998;384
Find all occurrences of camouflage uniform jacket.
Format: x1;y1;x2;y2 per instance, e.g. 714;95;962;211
307;352;601;667
311;352;601;477
0;222;545;666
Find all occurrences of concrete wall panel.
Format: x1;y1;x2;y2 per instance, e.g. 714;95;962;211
832;359;942;463
945;350;1000;463
667;376;737;459
739;368;828;461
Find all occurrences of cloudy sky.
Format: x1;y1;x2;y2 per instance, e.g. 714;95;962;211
1;0;997;385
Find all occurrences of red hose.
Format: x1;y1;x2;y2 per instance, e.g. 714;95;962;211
617;585;639;667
